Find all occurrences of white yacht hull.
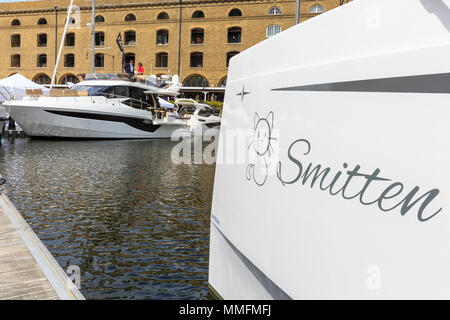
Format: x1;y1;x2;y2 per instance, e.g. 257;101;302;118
5;98;187;139
209;0;450;299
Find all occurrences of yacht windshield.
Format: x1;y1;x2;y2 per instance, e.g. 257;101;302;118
71;85;109;96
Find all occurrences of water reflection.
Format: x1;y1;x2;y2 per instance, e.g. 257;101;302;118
0;138;215;299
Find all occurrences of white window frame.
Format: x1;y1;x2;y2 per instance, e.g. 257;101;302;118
309;4;325;14
268;7;282;15
266;25;281;38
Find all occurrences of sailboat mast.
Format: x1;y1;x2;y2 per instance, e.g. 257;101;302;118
51;0;74;87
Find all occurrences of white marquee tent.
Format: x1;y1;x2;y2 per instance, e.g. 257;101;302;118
0;73;48;103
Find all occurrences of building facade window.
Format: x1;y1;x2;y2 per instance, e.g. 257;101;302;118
184;75;208;87
37;33;47;47
59;74;79;85
37;18;47;25
11;34;20;48
229;8;242;17
125;53;135;64
11;19;20;26
309;4;325;13
33;74;50;84
157;12;169;20
226;51;239;67
95;53;104;68
192;10;205;18
125;13;136;21
227;27;241;43
191;28;204;44
156;29;169;45
11;54;20;68
65;33;75;46
155;53;168;68
64;54;75;67
124;31;136;45
66;17;76;25
95;15;105;23
95;31;105;47
266;25;281;37
190;52;203;68
37;54;47;67
268;7;282;15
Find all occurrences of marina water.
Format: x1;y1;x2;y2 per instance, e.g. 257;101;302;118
0;138;215;299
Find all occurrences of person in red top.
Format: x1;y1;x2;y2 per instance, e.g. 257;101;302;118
137;62;144;75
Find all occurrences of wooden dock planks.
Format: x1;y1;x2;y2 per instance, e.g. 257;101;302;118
0;194;84;300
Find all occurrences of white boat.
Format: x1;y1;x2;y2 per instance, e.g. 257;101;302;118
209;0;450;299
167;98;221;135
3;74;203;139
0;105;8;133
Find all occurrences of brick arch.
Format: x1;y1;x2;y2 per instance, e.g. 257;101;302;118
183;74;209;87
33;73;51;85
217;76;227;88
59;73;80;85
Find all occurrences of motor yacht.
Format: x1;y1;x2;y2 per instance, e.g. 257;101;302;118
3;74;195;139
157;98;221;136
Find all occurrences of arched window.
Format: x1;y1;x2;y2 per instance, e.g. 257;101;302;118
11;19;20;26
190;52;203;68
309;4;325;13
125;53;135;64
218;77;227;88
37;33;47;47
124;30;136;45
125;13;136;21
191;28;204;44
155;53;168;68
37;54;47;68
95;15;105;23
183;75;209;87
156;29;169;45
11;34;20;48
33;74;51;85
266;25;282;37
11;54;20;68
95;54;104;68
226;51;239;67
95;31;105;47
65;33;75;46
64;54;75;68
59;74;79;85
227;27;241;43
157;12;169;20
229;8;242;17
192;10;204;18
268;7;282;15
37;18;47;25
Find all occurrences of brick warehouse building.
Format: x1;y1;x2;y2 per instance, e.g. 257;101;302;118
0;0;347;90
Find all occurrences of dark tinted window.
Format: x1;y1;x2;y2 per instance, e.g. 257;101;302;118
129;87;146;101
199;108;214;117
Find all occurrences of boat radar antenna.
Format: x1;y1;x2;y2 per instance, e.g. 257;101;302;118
51;0;74;88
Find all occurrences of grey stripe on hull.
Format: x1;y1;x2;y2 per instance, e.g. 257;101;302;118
272;72;450;94
212;223;292;300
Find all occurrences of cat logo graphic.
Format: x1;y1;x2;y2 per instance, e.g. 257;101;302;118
246;111;277;186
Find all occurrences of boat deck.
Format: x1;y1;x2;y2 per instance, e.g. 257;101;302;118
0;194;84;300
